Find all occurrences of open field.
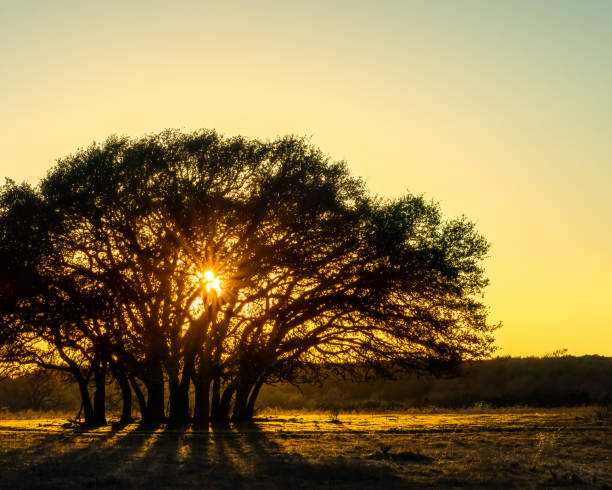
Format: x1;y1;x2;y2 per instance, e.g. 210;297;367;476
0;409;610;489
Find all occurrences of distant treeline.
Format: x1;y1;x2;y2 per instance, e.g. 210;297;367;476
2;355;610;415
257;355;612;411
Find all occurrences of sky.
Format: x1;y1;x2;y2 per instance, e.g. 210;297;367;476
1;1;610;356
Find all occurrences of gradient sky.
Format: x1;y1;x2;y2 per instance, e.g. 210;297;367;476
1;1;611;356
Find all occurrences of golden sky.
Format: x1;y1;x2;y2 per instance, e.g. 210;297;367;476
1;1;610;356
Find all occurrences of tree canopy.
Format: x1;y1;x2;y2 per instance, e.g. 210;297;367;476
0;129;496;425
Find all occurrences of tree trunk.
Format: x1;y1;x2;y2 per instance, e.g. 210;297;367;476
245;377;265;420
214;382;236;423
73;369;94;426
210;373;221;421
168;356;196;424
142;362;165;425
168;376;190;424
129;375;147;420
112;365;132;424
92;362;107;426
231;378;252;422
193;375;211;426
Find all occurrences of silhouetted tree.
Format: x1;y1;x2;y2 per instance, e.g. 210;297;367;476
0;130;497;425
0;180;110;425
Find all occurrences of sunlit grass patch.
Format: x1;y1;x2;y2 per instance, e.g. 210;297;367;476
0;409;610;489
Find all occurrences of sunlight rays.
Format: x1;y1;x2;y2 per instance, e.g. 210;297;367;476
194;269;222;295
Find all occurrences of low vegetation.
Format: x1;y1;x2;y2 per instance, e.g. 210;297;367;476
0;409;609;489
2;355;609;419
258;354;612;412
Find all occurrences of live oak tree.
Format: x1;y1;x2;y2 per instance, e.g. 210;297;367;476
0;180;124;426
0;129;496;425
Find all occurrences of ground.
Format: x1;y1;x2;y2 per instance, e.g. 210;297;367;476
0;408;610;489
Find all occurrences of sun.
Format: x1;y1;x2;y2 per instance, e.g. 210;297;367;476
202;270;221;294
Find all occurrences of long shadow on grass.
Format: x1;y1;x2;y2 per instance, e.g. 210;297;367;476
0;422;135;481
0;421;408;490
0;423;162;489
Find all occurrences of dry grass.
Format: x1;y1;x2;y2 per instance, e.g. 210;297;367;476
0;408;610;489
0;408;76;420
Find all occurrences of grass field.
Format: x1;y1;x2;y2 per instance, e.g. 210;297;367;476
1;408;610;489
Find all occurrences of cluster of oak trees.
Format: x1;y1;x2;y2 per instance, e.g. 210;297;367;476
0;130;496;426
